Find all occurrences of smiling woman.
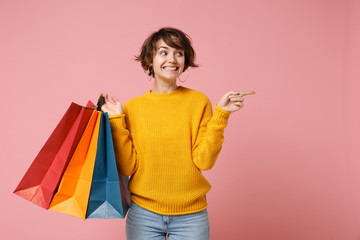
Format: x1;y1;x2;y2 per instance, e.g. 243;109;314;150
99;27;255;240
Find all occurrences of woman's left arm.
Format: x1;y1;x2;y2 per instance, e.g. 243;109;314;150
192;90;255;170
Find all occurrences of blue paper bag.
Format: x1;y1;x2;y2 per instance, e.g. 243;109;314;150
86;112;130;219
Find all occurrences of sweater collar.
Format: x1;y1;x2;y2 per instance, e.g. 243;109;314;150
145;86;185;98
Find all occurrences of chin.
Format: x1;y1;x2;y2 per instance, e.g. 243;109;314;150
156;74;179;81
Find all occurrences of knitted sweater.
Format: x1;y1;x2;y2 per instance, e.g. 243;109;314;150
109;86;231;215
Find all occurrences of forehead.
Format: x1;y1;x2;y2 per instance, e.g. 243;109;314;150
156;39;171;49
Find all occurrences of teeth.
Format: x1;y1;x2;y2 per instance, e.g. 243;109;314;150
163;67;177;70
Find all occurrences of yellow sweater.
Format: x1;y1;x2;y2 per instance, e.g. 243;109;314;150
109;86;231;215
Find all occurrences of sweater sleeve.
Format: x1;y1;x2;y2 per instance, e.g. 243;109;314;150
109;103;138;176
192;100;231;171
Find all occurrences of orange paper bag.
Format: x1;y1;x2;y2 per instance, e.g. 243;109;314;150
49;111;101;219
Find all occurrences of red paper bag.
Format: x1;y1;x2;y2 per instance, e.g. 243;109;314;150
14;102;93;209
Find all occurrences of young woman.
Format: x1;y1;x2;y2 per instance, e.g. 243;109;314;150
100;27;255;240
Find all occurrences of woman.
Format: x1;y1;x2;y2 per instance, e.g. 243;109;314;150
100;27;255;240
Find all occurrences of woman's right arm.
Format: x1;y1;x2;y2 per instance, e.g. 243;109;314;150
109;112;138;176
100;93;138;176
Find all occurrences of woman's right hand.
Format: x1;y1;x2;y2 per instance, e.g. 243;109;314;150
99;93;123;116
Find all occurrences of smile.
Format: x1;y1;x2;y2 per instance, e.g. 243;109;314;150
162;66;179;71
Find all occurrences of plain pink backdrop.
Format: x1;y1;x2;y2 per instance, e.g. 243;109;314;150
1;0;359;239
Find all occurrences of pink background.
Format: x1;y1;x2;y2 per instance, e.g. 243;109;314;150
1;0;359;239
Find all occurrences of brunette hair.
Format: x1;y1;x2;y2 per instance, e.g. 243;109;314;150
134;27;199;77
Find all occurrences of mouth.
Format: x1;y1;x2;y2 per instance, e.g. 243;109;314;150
162;66;179;72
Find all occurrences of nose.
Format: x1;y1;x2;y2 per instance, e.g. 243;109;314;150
168;53;177;63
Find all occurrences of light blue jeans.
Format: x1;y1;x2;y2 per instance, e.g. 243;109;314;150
126;201;210;240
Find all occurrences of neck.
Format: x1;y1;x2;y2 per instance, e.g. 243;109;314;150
151;77;179;94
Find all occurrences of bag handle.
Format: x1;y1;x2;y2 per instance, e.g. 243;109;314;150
85;96;105;111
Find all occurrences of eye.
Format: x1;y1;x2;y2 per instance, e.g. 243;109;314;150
177;51;184;56
160;51;167;55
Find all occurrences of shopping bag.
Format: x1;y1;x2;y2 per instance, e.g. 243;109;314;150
86;112;130;218
49;111;101;219
13;102;93;209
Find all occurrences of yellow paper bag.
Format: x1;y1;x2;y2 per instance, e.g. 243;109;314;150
49;111;101;219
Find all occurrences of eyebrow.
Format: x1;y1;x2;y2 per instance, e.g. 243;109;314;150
158;46;169;50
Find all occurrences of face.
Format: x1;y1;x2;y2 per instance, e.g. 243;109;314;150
151;38;185;81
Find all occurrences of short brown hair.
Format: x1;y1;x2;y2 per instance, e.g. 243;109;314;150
134;27;199;77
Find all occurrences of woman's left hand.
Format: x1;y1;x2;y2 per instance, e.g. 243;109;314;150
217;90;256;113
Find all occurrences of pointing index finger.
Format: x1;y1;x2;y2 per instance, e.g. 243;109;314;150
239;91;256;96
